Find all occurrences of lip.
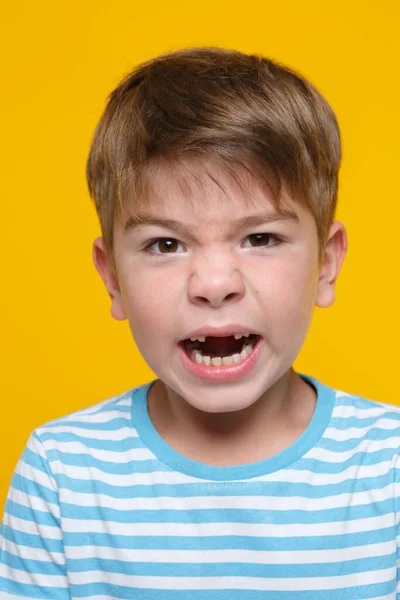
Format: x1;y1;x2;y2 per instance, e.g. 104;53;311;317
178;335;263;382
181;324;261;341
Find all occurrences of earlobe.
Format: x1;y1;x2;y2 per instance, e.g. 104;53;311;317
92;238;127;321
316;222;348;309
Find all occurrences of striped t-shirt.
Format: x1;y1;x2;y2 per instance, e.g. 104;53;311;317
1;375;400;599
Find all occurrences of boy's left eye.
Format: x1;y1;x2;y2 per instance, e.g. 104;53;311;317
243;233;280;247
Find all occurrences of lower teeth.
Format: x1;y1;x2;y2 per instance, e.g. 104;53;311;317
191;344;253;367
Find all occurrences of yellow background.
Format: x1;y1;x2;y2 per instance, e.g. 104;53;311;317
1;0;399;510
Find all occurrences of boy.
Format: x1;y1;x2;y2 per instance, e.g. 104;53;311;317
1;47;399;599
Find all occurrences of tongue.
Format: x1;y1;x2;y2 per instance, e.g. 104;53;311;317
202;336;244;358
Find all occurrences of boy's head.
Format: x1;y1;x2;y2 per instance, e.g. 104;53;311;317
88;47;346;413
87;47;341;263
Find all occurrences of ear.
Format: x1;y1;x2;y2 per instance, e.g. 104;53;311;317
92;237;127;321
316;222;348;308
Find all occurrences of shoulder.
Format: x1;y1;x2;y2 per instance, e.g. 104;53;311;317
32;383;151;453
305;374;400;449
317;380;400;452
331;386;400;425
11;383;155;501
37;388;133;429
305;374;400;432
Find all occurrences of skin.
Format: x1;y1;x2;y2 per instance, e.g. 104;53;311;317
93;167;347;466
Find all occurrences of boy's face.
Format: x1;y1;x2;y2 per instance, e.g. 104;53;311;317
94;167;346;414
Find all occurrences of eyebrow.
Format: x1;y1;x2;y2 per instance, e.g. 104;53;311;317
123;209;299;237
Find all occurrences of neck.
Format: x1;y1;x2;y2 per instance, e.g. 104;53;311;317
148;370;316;466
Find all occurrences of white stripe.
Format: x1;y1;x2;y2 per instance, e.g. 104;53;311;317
332;404;399;419
50;461;197;484
49;410;132;426
3;538;66;565
61;512;394;537
0;564;67;587
335;391;358;399
306;437;400;462
0;593;45;600
8;488;61;520
67;567;395;590
64;539;394;563
6;516;62;540
59;481;395;511
50;458;393;486
14;462;57;495
37;425;137;441
42;440;154;462
26;435;48;460
43;394;131;421
42;437;400;465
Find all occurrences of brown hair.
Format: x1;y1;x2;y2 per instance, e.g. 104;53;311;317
86;47;341;260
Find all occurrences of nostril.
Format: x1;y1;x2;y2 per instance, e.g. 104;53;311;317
196;292;238;305
225;292;238;302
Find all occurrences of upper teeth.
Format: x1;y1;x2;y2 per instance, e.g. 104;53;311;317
190;333;250;342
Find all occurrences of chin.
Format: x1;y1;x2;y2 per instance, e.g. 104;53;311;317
178;381;264;414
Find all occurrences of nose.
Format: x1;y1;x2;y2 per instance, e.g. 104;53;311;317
187;254;245;308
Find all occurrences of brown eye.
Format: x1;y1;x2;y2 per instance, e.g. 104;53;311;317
247;233;273;247
146;238;185;255
158;239;179;253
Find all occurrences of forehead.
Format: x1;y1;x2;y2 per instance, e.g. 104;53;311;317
119;159;304;228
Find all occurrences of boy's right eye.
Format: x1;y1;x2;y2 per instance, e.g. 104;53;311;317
145;238;185;255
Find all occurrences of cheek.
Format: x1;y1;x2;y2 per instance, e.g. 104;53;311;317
119;264;183;336
255;256;319;320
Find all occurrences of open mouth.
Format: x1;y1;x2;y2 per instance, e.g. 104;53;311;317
181;333;260;367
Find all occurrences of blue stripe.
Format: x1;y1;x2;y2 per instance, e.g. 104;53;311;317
42;398;131;426
10;474;59;506
330;414;400;429
68;580;396;599
2;550;65;576
39;428;400;459
294;449;397;472
318;429;400;452
83;403;131;415
2;525;65;554
65;553;395;577
335;396;390;410
22;448;56;476
5;500;60;528
62;527;394;551
0;576;70;599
